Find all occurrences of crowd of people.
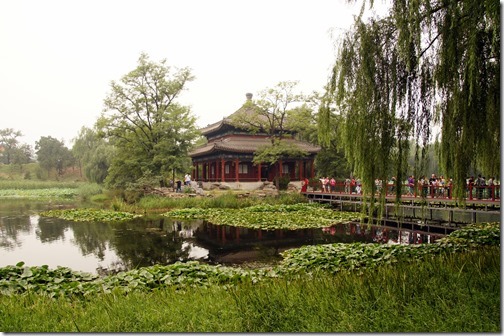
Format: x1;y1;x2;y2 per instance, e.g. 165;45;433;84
307;174;500;200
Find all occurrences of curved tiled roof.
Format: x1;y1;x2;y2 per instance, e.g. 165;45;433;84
189;136;321;158
199;105;262;135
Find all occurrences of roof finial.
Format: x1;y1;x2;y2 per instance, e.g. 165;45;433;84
245;93;253;100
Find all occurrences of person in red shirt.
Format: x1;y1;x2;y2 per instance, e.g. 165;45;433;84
301;177;309;192
329;177;336;193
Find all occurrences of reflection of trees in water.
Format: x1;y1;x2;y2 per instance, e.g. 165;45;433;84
0;214;32;249
0;199;45;214
32;214;201;273
0;200;75;249
106;218;192;272
70;221;115;260
1;201;205;273
0;200;52;249
35;217;70;243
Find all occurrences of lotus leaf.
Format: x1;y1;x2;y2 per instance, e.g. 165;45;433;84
40;208;142;222
163;203;360;230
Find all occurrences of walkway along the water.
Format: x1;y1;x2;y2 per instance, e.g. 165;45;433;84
302;190;501;235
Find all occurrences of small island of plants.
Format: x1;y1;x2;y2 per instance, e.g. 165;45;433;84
163;202;361;230
39;208;142;222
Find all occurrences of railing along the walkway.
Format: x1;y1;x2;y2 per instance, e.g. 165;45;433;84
313;181;501;202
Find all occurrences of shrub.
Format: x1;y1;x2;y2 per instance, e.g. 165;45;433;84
308;177;320;191
277;175;291;191
77;183;103;201
276;192;307;204
90;194;109;203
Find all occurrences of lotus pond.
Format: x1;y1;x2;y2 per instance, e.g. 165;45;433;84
1;199;447;275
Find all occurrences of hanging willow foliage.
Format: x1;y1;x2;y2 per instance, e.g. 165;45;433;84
323;0;500;208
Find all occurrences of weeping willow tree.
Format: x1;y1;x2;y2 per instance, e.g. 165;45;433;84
320;0;500;214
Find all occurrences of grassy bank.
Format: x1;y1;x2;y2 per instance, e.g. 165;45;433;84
0;180;104;202
131;191;308;211
0;248;499;332
0;176;307;211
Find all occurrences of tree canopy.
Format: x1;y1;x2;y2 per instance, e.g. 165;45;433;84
321;0;500;202
35;136;74;177
72;126;114;184
0;128;32;165
98;53;198;189
230;81;304;141
230;81;311;186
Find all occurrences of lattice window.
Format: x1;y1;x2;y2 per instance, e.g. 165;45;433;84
239;164;248;174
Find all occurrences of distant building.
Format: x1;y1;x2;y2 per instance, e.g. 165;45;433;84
188;94;321;182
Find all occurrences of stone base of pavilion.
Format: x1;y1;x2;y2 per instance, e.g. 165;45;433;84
148;181;303;198
200;180;302;191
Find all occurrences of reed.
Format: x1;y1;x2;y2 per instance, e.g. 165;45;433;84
137;192;308;211
0;179;82;190
230;247;500;332
76;183;103;201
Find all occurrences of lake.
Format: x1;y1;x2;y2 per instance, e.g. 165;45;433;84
0;199;446;275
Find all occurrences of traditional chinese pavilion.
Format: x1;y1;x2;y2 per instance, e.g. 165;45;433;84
189;93;321;183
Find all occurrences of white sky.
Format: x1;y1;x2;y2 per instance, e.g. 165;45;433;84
0;0;383;148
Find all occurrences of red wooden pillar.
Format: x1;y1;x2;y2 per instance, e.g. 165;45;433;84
213;161;217;181
220;158;225;182
275;229;283;238
257;162;262;181
235;158;239;182
279;160;283;176
235;227;240;243
221;226;226;243
299;160;304;180
310;159;315;178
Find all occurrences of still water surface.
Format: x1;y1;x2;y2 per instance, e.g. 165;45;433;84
0;199;445;275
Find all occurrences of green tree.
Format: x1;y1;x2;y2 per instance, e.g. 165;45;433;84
72;126;113;184
253;137;308;171
284;92;352;179
286;92;322;144
231;81;310;188
35;136;74;177
10;144;33;169
315;96;352;179
231;81;303;139
315;147;351;179
0;128;23;164
98;53;198;190
322;0;499;206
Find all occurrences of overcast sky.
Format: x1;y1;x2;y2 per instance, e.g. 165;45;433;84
0;0;385;148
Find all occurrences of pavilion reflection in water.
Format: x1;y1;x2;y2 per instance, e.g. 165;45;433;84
192;221;449;265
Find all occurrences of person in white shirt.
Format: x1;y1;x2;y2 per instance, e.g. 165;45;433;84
184;173;191;186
